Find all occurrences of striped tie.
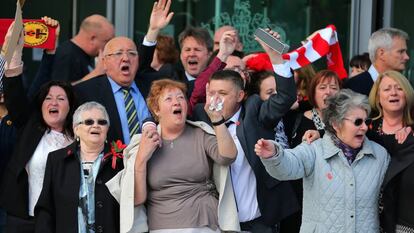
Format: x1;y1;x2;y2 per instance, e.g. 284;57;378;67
122;87;139;138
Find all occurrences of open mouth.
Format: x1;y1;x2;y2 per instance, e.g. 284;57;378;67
49;108;59;115
389;99;400;103
121;64;130;74
90;131;101;135
173;109;182;115
355;134;364;141
188;60;198;68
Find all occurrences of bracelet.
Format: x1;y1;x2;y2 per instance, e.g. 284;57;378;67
211;117;226;126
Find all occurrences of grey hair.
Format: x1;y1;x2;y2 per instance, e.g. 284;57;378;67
72;101;110;128
368;28;409;62
322;89;371;135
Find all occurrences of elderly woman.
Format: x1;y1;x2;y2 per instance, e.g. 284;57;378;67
367;71;414;232
255;89;390;233
0;18;75;233
133;79;237;232
34;102;123;233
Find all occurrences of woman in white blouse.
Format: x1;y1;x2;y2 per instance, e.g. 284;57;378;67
0;18;76;233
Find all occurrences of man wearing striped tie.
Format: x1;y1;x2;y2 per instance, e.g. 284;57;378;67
74;0;174;144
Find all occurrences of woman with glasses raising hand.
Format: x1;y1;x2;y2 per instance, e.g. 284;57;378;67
255;89;390;233
367;71;414;233
34;102;124;233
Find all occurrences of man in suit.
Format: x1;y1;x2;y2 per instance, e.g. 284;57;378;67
192;32;299;232
176;27;213;96
344;28;409;96
74;0;173;144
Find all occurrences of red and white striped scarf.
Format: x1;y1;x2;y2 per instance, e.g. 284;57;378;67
282;25;348;79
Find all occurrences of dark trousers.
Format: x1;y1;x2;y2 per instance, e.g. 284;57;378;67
6;215;34;233
240;216;279;233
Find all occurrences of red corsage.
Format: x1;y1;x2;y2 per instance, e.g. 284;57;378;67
103;140;126;169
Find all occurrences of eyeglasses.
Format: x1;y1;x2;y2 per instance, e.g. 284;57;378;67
78;119;108;126
344;118;372;127
105;50;138;59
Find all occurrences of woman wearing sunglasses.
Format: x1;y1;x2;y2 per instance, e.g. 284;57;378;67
34;102;124;233
255;89;390;233
367;71;414;233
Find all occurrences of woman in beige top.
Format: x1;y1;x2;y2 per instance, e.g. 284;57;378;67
134;79;237;232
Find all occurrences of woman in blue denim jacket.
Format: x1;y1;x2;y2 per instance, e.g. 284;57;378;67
255;89;390;233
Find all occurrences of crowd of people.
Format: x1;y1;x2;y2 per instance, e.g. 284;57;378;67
0;0;413;232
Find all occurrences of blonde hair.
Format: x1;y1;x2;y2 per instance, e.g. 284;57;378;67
368;70;414;125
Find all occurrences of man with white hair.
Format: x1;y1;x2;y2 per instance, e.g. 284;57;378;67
344;28;409;96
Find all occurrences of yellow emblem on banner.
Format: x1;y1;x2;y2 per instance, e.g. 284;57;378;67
24;21;49;46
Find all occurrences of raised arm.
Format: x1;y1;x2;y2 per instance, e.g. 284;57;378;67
138;0;174;73
3;22;31;128
188;30;237;115
255;30;297;128
204;92;237;160
255;138;316;180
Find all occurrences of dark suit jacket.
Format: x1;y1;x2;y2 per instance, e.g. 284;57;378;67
193;74;299;225
0;75;49;218
74;44;156;143
34;142;124;233
343;71;374;96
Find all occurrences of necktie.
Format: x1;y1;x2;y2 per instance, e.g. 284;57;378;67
122;87;139;138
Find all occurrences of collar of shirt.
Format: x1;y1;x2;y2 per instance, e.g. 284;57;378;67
368;65;379;82
227;107;242;125
185;71;196;81
107;76;140;94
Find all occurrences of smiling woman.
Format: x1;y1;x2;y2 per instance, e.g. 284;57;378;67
0;76;76;232
34;101;126;233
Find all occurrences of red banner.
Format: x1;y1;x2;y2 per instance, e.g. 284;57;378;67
0;19;56;50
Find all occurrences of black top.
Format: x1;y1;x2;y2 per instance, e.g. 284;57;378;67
397;162;414;227
0;114;17;179
290;115;316;148
51;40;94;82
34;142;123;233
367;118;414;232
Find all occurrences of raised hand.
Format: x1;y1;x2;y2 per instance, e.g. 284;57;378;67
255;138;277;159
217;30;237;62
302;129;320;144
147;0;174;42
255;29;284;65
136;127;160;164
204;83;225;123
41;16;60;54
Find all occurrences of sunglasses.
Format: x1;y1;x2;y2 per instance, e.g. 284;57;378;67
78;119;108;126
344;118;372;127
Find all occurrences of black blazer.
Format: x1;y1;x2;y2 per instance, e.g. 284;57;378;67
343;71;374;96
74;44;156;143
34;142;124;233
379;134;414;233
0;75;49;218
193;74;299;225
